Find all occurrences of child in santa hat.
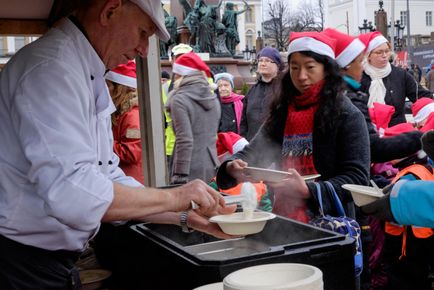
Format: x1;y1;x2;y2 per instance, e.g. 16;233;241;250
105;60;144;184
412;97;434;131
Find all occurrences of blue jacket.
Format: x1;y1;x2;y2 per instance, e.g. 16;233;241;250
390;179;434;228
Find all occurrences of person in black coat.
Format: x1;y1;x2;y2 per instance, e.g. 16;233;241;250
323;29;422;164
358;32;432;127
217;32;370;223
240;47;283;141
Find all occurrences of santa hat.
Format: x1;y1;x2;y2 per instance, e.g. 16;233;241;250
369;102;395;136
412;97;434;123
172;52;211;78
105;60;137;89
384;123;416;137
358;31;388;55
323;28;366;68
287;31;336;60
216;132;249;156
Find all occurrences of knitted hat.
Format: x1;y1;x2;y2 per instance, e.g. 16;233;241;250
130;0;169;41
323;28;366;68
358;31;388;55
412;97;434;123
257;47;283;68
287;31;336;60
214;72;234;88
172;52;211;77
216;132;249;156
105;60;137;88
171;43;193;57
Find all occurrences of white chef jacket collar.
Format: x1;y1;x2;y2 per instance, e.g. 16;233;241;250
58;18;107;83
58;18;115;117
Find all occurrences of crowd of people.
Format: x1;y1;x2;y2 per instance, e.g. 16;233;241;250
1;0;434;289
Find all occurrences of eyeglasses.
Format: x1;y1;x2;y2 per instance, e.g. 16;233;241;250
372;49;391;56
258;58;276;64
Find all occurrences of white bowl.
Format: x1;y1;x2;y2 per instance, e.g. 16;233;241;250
209;212;276;235
193;282;224;290
223;263;323;290
342;184;384;207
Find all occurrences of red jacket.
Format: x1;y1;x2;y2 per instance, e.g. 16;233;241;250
112;105;143;184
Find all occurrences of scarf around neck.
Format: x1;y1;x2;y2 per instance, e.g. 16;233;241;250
220;92;245;134
363;61;392;108
282;80;323;175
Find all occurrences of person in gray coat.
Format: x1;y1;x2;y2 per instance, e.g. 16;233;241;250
167;52;221;184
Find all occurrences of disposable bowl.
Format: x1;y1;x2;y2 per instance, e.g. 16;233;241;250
342;184;384;207
209;212;276;235
223;263;323;290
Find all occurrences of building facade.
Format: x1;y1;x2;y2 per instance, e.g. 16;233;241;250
327;0;434;44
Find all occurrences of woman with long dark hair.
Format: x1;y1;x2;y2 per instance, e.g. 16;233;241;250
216;32;370;222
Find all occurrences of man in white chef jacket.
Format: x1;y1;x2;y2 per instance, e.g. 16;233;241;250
0;0;235;288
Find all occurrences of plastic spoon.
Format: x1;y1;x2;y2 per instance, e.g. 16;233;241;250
370;179;384;196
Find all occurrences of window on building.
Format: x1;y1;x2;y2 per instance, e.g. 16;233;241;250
0;37;4;56
400;11;407;26
245;7;254;23
15;37;25;51
246;30;254;49
427;11;433;26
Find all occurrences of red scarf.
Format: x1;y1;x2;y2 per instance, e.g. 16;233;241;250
220;92;245;134
277;80;323;223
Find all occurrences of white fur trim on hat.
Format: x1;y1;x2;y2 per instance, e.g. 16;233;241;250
172;63;199;76
288;37;335;59
232;137;249;154
336;38;366;68
414;102;434;123
105;71;137;89
367;35;388;54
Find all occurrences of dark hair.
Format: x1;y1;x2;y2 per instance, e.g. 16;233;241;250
265;51;345;139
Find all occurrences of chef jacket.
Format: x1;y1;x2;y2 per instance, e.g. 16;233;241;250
0;18;141;251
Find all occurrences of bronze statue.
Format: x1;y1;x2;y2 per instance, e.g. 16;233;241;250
160;6;177;58
222;0;249;55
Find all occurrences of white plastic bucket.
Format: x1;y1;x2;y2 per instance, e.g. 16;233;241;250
223;263;323;290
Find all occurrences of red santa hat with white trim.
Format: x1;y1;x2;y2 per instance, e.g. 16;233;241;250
287;31;336;59
172;52;212;78
412;97;434;123
216;132;249;155
323;28;366;68
358;31;388;55
105;60;137;89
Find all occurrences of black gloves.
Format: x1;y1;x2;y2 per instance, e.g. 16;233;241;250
360;194;396;222
170;174;189;185
422;130;434;160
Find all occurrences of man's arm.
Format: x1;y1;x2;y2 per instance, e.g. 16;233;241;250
103;180;234;222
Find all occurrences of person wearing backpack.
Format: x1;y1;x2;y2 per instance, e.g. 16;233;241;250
361;144;434;290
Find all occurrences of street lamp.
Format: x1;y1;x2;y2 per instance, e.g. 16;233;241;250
242;45;251;61
388;20;405;50
359;19;376;34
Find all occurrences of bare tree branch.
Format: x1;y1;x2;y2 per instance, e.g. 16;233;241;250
262;0;292;51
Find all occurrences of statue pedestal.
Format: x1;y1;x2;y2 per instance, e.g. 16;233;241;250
161;57;256;89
